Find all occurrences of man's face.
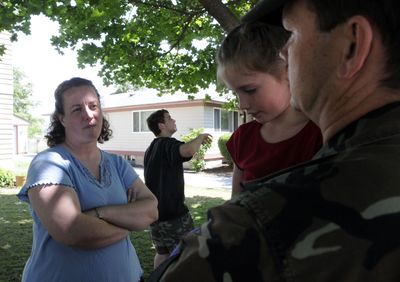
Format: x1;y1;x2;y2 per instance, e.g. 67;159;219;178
162;112;177;134
280;0;340;120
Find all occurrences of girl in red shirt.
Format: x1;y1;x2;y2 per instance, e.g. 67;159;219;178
217;22;322;197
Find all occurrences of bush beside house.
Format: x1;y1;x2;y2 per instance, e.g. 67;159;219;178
218;133;232;164
0;168;14;187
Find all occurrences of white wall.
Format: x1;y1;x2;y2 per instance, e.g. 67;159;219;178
101;110;154;152
99;105;225;165
100;105;207;151
0;32;14;168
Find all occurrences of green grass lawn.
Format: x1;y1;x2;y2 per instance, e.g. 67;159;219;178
0;191;226;281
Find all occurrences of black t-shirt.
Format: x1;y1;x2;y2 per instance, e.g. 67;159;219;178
144;137;192;221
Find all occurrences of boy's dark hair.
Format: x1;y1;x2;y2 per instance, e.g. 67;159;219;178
45;77;112;147
147;109;169;136
216;22;289;79
305;0;400;89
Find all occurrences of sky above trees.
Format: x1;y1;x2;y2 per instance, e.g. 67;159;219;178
12;15;116;115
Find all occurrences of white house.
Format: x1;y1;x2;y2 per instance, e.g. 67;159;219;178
99;89;243;167
0;32;14;168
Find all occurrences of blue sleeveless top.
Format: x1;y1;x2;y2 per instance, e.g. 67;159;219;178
17;145;143;282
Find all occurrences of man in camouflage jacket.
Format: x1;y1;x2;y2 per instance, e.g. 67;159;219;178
148;0;400;281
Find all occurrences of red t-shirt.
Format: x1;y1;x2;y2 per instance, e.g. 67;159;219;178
226;120;322;181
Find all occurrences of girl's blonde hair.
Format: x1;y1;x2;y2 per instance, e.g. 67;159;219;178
216;22;289;80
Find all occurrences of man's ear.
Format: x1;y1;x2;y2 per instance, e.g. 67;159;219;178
158;122;165;132
338;16;373;78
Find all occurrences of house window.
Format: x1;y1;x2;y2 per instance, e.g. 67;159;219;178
234;111;239;130
214;109;220;130
214;108;239;132
221;110;231;131
132;111;152;132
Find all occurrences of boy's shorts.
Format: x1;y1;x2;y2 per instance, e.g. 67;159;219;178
150;212;194;255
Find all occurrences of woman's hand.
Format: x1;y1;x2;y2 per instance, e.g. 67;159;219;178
28;184;129;249
127;187;137;203
92;178;158;231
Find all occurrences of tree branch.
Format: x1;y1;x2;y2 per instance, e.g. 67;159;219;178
127;0;191;15
197;0;240;32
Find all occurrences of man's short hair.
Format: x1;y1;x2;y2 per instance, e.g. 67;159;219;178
147;109;169;136
243;0;400;89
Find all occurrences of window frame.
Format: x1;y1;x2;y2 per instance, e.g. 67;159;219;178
132;110;152;133
213;108;240;132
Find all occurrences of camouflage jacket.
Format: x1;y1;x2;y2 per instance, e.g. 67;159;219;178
149;103;400;282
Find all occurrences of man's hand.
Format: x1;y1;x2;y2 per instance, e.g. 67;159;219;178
199;133;213;145
180;133;213;158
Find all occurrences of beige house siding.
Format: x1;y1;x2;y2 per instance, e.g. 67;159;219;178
100;104;213;165
0;32;14;168
102;110;154;153
99;92;240;166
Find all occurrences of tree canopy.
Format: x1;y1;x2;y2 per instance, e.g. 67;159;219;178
1;0;258;95
13;68;44;139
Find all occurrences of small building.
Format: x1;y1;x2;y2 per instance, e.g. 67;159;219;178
99;89;243;167
13;114;30;155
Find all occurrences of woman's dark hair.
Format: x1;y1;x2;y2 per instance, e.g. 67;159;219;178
45;77;112;147
147;109;168;136
216;22;290;79
306;0;400;89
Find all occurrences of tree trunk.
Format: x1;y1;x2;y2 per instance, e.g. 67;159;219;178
197;0;240;32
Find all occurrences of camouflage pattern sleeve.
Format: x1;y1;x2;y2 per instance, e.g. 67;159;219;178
158;203;279;282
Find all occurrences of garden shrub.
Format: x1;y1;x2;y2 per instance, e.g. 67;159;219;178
0;168;15;187
181;128;212;172
218;133;233;164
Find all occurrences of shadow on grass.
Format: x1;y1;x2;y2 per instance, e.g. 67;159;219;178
186;195;226;226
0;193;226;281
0;194;32;282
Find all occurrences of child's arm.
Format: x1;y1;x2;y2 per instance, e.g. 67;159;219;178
231;164;244;198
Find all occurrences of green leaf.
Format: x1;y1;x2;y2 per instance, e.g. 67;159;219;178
1;0;259;98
